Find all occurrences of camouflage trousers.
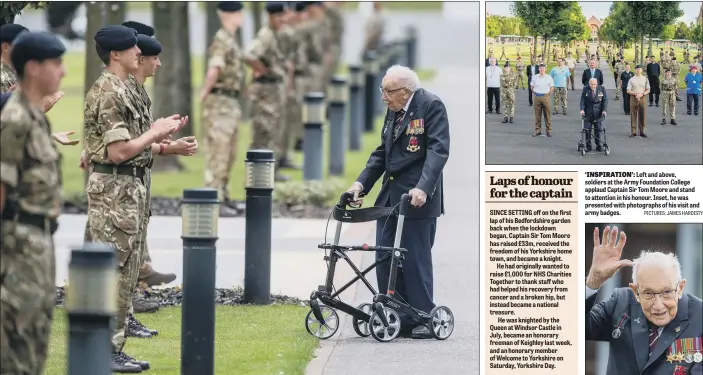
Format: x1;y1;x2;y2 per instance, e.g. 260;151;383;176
553;87;567;113
616;77;622;98
250;82;285;161
516;73;525;89
661;90;676;120
281;77;304;160
201;94;241;202
500;88;516;117
1;223;56;375
85;173;147;354
308;64;325;93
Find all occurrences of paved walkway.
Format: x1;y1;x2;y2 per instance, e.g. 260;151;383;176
486;56;702;165
305;67;479;375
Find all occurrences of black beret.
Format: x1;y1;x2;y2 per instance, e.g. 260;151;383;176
538;63;546;67
94;25;138;52
217;2;243;12
635;64;643;69
137;34;162;56
266;2;286;14
665;68;671;72
295;2;308;11
0;92;11;111
10;31;66;75
122;21;154;37
0;24;28;44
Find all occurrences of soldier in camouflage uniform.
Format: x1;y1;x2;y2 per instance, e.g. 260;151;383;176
515;56;525;89
499;42;507;61
499;65;517;123
614;56;625;100
244;2;289;181
0;30;66;375
660;68;678;126
550;58;570;115
670;56;682;101
363;2;385;59
85;25;183;373
487;42;493;56
323;2;344;86
303;1;330;93
199;2;246;204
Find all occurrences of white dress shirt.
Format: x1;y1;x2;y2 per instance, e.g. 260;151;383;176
486;65;502;88
530;74;554;94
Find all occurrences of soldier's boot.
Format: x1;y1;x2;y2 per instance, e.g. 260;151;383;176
562;109;567;115
275;173;291;182
278;157;301;170
294;138;303;151
139;272;176;287
126;315;153;338
671;119;677;125
120;352;150;370
502;117;508;123
132;296;159;313
661;119;666;125
128;314;158;336
111;353;142;373
509;117;514;123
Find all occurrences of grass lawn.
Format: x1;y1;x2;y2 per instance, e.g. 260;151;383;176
51;52;435;203
45;305;318;375
486;44;699;89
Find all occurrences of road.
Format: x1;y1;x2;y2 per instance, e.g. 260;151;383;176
485;56;703;165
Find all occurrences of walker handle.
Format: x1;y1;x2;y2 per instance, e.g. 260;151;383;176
339;192;354;208
399;193;411;216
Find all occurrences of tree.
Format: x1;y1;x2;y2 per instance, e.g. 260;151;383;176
674;22;690;40
511;1;572;58
660;24;676;41
622;1;683;63
0;2;43;25
551;1;590;44
151;1;193;172
486;15;501;38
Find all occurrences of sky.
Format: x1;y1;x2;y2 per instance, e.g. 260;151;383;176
486;1;701;24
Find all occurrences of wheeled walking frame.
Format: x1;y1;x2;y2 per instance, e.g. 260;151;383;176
305;193;455;343
577;115;610;156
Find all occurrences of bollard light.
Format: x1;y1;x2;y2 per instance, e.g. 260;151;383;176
328;76;348;176
302;92;326;180
180;188;219;375
363;51;378;133
348;64;364;151
244;149;275;305
66;243;117;375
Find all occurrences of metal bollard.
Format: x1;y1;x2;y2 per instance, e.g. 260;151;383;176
405;26;417;69
243;150;275;305
302;92;326;180
66;243;117;375
181;188;220;375
363;51;379;132
348;64;364;150
327;76;348;176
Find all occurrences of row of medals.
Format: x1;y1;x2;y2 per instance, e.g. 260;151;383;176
612;327;703;363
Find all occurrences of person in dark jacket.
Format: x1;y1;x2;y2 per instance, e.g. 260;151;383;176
579;78;608;152
647;57;662;106
582;58;604;87
620;63;635;115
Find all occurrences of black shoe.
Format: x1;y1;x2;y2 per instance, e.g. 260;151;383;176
641;133;648;138
688;112;692;115
120;352;150;370
274;173;290;182
501;117;508;123
563;110;567;115
649;103;653;107
596;146;603;152
661;119;666;125
546;131;552;137
528;103;533;107
294;138;303;151
127;314;157;337
585;145;592;152
656;103;659;107
629;134;636;138
132;297;159;314
278;157;301;170
219;203;239;217
509;117;513;123
112;353;142;373
486;110;493;114
139;272;176;287
671;119;677;125
532;132;541;137
410;325;433;339
496;110;501;114
676;97;682;101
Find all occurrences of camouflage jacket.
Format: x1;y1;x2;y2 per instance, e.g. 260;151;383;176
324;5;344;47
614;62;625;75
207;28;245;92
277;25;298;68
84;71;152;167
363;12;384;53
0;90;62;219
245;25;286;79
1;60;18;92
670;61;680;76
660;76;678;91
515;61;525;71
660;58;672;72
292;23;310;76
126;75;153;130
500;72;517;89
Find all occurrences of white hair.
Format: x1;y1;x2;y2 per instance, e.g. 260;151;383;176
631;250;682;284
385;65;421;91
589;78;598;84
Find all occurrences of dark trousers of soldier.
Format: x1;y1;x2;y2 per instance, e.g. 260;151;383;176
583;120;602;148
648;77;660;105
630;95;646;135
687;94;700;114
375;215;436;328
486;87;500;112
528;84;534;105
533;94;552;133
0;223;55;375
86;174;147;354
622;89;630;114
45;1;81;28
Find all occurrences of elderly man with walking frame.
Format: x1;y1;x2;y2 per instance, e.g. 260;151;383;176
346;64;450;340
579;77;607;152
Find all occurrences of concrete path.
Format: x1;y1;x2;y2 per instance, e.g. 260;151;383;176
486;57;702;165
304;65;479;374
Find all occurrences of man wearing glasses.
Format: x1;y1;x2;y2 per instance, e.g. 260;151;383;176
585;226;703;375
345;64;450;340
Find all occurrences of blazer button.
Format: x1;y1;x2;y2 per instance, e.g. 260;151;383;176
389;176;394;181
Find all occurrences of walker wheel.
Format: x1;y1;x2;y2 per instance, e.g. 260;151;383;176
369;307;401;342
580;147;585;156
305;305;339;339
604;145;610;155
352;303;373;337
429;305;455;340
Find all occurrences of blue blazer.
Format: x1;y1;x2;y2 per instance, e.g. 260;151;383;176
356;88;450;219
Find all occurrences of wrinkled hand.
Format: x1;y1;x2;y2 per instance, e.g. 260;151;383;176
169;136;198;156
52;130;79;146
602;111;606;117
346;182;364;208
79;150;88;170
42;91;64;113
408;188;427;207
587;226;631;289
579;110;585;116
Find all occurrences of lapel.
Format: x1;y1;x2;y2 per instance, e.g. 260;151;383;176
630;302;650;372
643;294;690;371
392;90;420;144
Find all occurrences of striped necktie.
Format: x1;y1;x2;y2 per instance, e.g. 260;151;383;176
393;109;406;138
649;326;660;355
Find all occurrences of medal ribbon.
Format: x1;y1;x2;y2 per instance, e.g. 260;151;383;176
686;338;692;354
615;314;627;329
670;341;677;356
696;337;701;353
677;339;683;356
